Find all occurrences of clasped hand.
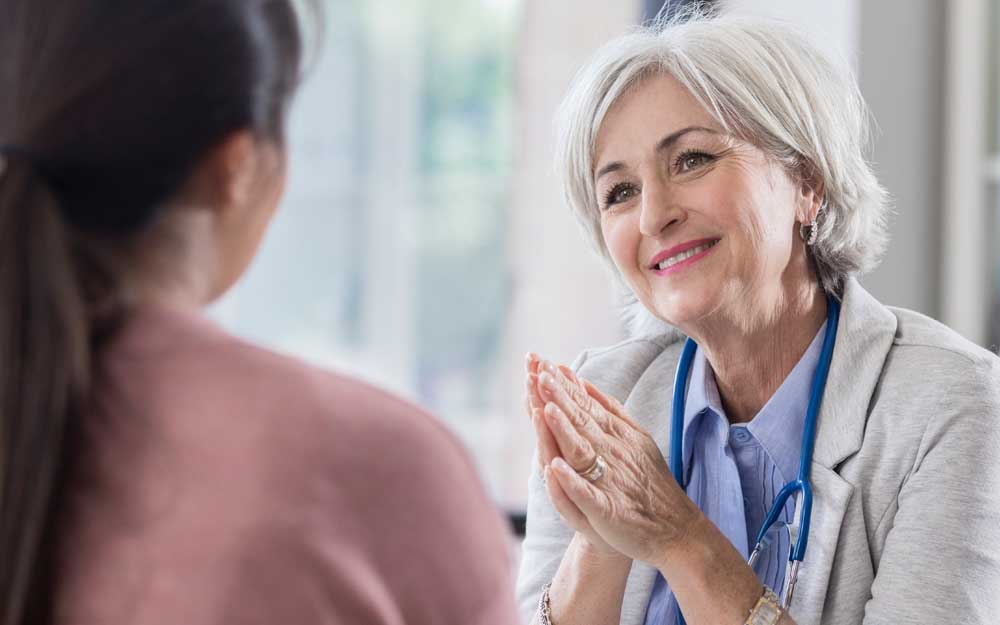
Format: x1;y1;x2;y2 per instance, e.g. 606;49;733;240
525;354;703;569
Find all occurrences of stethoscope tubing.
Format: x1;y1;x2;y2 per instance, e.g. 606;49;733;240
667;296;840;622
775;298;839;560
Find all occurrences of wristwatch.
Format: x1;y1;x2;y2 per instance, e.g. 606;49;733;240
745;587;783;625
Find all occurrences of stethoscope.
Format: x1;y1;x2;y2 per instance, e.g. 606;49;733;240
668;296;840;621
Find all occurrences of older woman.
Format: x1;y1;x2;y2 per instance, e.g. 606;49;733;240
518;12;1000;625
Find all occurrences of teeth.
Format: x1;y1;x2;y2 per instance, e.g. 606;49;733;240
657;241;716;270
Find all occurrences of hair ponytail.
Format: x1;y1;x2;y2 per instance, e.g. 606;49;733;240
0;1;309;620
0;157;91;625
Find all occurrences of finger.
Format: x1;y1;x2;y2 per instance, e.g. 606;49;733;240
525;375;544;417
543;464;592;533
583;380;641;430
557;364;583;389
539;361;594;417
543;401;599;472
528;373;545;413
525;351;540;375
547;363;615;432
550;457;606;520
556;364;616;430
526;354;548;416
531;406;562;471
539;369;609;441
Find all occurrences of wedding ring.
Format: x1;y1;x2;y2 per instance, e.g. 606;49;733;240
578;455;607;482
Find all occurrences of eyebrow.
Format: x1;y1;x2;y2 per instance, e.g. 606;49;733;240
594;125;717;182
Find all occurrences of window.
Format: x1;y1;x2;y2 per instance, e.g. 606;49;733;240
211;0;519;484
211;0;642;509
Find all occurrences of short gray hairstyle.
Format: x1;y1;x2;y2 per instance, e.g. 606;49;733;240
555;9;890;333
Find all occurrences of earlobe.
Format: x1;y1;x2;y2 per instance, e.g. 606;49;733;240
217;131;258;211
794;160;825;225
796;186;825;227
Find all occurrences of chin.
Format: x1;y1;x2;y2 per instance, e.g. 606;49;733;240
646;286;720;329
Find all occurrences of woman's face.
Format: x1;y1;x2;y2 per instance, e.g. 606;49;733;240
594;73;815;331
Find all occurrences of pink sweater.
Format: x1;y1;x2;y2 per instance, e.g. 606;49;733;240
53;307;518;624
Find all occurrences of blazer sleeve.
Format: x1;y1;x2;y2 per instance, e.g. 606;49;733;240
862;357;1000;623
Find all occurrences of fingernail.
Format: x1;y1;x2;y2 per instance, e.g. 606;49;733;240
540;372;556;390
541;360;557;375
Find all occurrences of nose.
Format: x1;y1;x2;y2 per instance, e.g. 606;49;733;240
638;177;684;237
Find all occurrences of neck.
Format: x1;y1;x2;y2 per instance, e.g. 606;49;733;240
125;208;219;314
690;281;827;425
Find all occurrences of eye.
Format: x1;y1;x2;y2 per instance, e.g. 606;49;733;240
675;150;715;173
602;182;639;208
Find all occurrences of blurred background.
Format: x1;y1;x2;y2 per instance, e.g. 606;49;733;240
209;0;1000;515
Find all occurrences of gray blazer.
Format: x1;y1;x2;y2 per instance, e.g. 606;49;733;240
516;279;1000;625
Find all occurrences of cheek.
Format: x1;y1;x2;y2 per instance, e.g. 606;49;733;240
600;212;642;276
732;201;797;277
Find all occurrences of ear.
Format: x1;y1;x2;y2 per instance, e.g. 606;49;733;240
213;131;261;215
181;130;261;217
795;160;826;225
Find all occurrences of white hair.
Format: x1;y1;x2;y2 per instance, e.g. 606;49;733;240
554;7;890;338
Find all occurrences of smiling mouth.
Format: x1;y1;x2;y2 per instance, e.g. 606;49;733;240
653;240;719;271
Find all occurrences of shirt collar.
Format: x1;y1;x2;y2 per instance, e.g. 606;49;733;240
680;321;827;482
680;344;726;480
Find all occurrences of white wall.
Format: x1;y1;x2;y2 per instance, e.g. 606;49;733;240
857;0;947;319
724;0;860;65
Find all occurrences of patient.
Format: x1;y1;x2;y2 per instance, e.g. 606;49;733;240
0;1;517;624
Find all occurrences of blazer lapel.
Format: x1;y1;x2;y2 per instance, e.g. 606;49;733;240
812;279;897;469
787;279;897;623
786;465;855;625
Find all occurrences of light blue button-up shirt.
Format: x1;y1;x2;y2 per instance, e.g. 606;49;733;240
643;323;826;624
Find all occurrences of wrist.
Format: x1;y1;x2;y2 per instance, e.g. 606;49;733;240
572;533;631;568
573;532;630;564
653;514;763;623
649;508;710;573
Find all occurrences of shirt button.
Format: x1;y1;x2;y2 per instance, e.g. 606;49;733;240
731;426;752;444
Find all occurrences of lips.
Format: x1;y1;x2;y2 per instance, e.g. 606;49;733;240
649;238;721;271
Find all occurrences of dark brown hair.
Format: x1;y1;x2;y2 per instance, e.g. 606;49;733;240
0;1;307;622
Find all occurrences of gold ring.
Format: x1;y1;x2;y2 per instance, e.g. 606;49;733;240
578;455;607;482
